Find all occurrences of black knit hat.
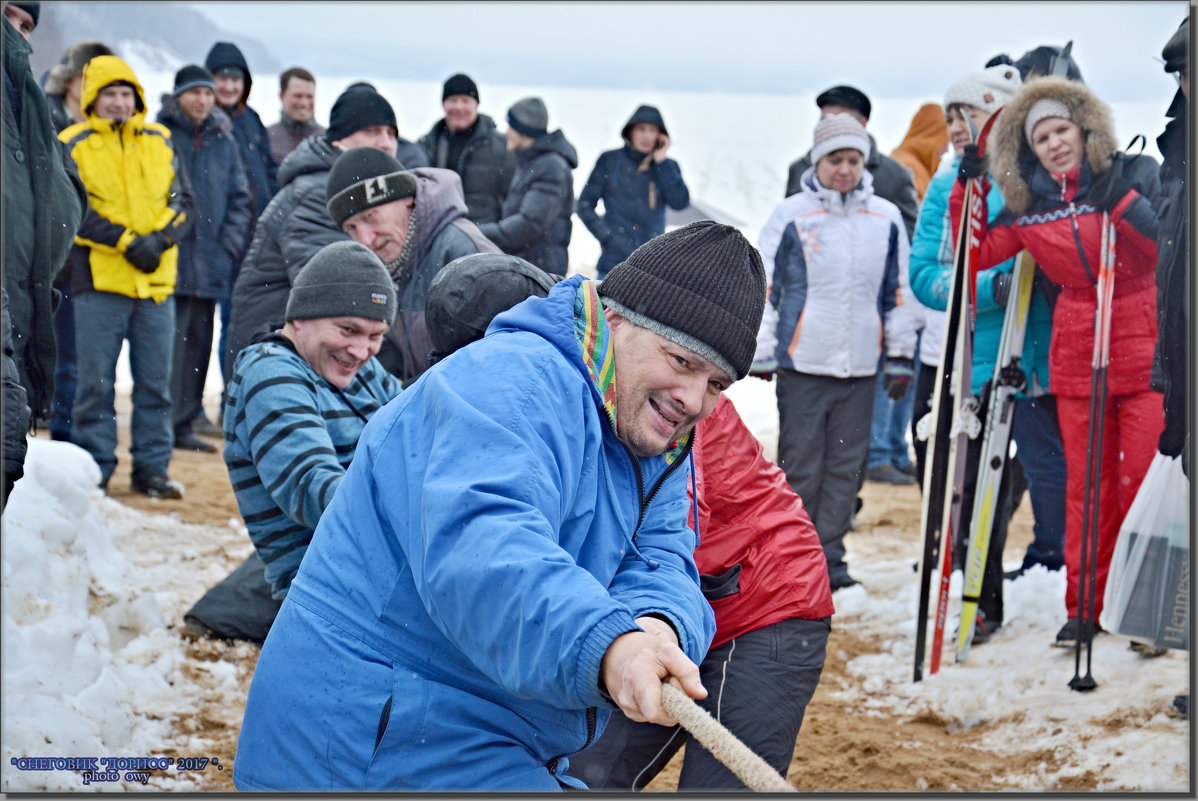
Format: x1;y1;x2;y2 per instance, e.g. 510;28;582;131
325;147;417;227
598;221;765;380
426;253;561;358
507;96;548;138
816;85;872;120
327;85;397;143
173;64;216;96
285;241;397;324
442;73;479;102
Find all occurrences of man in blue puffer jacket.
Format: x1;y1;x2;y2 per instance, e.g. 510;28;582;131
908;65;1066;642
234;221;766;791
577;104;690;278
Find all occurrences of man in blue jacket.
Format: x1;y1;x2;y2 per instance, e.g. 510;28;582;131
234;221;766;791
577;104;690;278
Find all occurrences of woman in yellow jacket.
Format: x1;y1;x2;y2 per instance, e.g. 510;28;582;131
58;55;193;498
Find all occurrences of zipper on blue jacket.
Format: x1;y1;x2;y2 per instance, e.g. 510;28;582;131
622;426;695;548
545;706;597;780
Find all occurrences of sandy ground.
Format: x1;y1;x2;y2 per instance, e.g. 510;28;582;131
101;395;1089;794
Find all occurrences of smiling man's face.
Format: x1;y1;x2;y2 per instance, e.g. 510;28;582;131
606;310;731;458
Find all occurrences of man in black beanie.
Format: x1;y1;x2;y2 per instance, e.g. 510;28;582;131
479;96;578;275
225;82;429;377
327;82;429;170
325;145;498;383
418;72;515;226
234;221;768;791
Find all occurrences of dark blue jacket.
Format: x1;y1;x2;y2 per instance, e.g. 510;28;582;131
478;129;577;276
577;145;689;276
205;42;278;218
156;96;253;300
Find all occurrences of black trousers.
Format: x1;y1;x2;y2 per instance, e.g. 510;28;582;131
566;617;830;791
776;370;875;582
170;295;216;434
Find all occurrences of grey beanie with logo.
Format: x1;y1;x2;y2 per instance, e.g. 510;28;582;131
598;221;766;380
285;241;397;324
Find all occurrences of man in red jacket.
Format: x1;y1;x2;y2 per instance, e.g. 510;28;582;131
425;253;834;790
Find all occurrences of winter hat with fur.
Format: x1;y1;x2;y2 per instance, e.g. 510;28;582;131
598;221;766;380
325;147;417;227
989;75;1117;215
810;112;870;165
944;64;1022;115
506;96;548;139
285;241;396;324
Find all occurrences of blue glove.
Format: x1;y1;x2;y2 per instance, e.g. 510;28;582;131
882;357;915;401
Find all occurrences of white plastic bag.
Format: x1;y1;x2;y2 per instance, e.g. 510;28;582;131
1100;452;1189;650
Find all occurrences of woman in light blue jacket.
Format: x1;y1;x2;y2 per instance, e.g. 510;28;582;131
754;113;916;591
907;65;1066;641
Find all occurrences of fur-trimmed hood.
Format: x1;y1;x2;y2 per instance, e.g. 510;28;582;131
989;76;1118;215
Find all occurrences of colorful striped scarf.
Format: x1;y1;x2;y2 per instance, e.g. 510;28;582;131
573;280;689;465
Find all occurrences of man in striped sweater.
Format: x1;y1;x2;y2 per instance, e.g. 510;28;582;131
222;240;401;600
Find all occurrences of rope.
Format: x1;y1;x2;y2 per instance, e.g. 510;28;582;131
659;682;796;792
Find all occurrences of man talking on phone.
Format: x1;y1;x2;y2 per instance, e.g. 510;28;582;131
577;104;691;279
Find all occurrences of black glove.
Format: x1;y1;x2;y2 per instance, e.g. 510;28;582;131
124;231;172;273
1087;166;1134;214
882;357;915;401
958;144;986;183
992;272;1012;306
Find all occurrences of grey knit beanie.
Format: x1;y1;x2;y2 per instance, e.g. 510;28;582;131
507;96;548;138
285;241;397;324
598;221;765;380
1024;98;1073;144
326;147;417;227
810;113;871;165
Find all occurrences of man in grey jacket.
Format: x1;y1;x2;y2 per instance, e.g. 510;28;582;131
225;84;412;374
480;96;578;276
327;147;499;383
785;85;919;241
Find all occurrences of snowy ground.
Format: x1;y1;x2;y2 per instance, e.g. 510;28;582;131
0;378;1188;792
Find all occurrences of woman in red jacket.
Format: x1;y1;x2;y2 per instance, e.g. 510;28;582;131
950;76;1161;647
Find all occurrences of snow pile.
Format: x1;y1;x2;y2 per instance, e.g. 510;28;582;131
1;440;244;792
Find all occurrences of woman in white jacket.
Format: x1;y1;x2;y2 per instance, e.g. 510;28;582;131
754;113;916;589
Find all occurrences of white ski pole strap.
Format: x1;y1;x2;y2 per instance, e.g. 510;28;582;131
659;682;796;792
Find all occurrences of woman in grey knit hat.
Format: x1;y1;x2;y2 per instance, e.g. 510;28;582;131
753;113;917;591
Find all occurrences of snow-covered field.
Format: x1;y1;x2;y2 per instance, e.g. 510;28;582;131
1;57;1189;792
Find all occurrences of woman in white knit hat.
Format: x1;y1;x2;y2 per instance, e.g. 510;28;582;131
949;74;1162;648
753;113;917;591
909;63;1068;648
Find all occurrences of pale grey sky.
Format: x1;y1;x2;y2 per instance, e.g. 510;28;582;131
189;1;1188;101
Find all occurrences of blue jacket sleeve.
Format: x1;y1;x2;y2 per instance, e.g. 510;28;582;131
908;173;954;312
576;152;612;244
653;158;690;211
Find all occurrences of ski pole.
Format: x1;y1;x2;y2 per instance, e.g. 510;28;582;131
1070;215;1115;692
